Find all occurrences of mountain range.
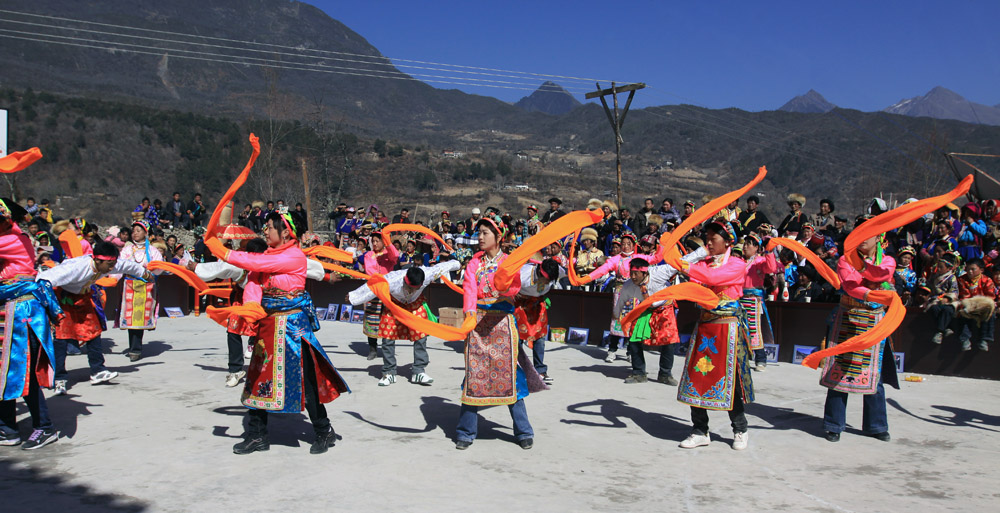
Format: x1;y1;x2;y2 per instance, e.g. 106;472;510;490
779;86;1000;126
1;0;999;226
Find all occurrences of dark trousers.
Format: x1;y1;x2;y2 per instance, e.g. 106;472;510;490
658;346;674;377
455;399;533;442
533;339;547;375
958;313;995;343
627;340;646;375
54;337;107;381
367;337;378;351
691;388;747;435
227;332;244;373
754;348;767;365
0;333;53;434
128;329;144;353
823;381;888;435
928;303;955;332
246;345;330;437
608;335;624;352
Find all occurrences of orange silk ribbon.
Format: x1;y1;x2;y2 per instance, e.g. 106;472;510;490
620;282;720;336
441;275;464;294
494;209;604;291
566;228;590;286
382;224;454;252
205;134;260;260
801;290;903;369
58;230;84;258
0;148;43;173
366;274;476;340
659;166;768;258
845;174;973;270
766;237;841;289
147;261;230;297
207;302;267;328
95;277;118;288
317;260;370;280
303;245;354;263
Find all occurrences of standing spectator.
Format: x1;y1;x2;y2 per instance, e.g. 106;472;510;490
291;202;308;231
717;199;741;225
391;208;410;225
186;193;206;229
337;207;360;236
738;196;770;237
956;204;987;261
153;199;170;230
464;208;483;233
540;198;565;224
620;208;639;233
956;258;995;351
658;198;680;225
327;203;348;227
169;192;186;228
778;193;807;237
812;199;836;233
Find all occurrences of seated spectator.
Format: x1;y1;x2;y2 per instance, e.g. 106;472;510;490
956;258;995;352
153;199;171;229
925;252;960;344
186;193;207;229
24;197;38;216
894;246;918;305
790;265;832;303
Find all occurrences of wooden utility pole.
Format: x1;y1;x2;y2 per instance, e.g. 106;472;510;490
585;82;645;209
300;158;313;232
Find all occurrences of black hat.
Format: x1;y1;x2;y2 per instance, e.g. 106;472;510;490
548;197;562;205
834;215;847;222
0;198;29;221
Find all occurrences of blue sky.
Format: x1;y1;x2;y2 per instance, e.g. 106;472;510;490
318;0;1000;112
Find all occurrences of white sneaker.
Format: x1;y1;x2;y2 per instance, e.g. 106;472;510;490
90;370;118;384
378;374;396;387
53;380;68;396
410;372;434;385
732;431;749;450
604;350;616;363
244;346;253;359
226;370;247;388
679;433;711;449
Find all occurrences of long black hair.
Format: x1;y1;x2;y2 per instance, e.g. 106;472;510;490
265;212;303;239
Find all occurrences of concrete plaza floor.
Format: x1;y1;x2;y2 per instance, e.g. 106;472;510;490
1;315;998;512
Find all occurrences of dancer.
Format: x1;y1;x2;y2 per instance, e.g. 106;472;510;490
360;228;399;360
0;198;63;449
645;245;709;385
212;212;350;455
587;233;663;363
739;233;780;371
118;219;163;361
455;214;544;450
677;221;754;451
514;259;564;384
820;216;899;442
347;260;461;386
38;241;151;395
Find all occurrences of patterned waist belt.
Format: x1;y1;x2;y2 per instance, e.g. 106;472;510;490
840;294;885;312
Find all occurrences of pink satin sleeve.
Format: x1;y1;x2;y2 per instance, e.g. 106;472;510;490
588;254;620;280
242;275;263;304
463;257;479;313
837;257;870;301
688;259;746;287
861;255;896;283
227;250;301;274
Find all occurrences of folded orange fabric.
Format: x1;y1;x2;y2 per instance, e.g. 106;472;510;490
659;166;767;256
207;302;267;328
845;175;972;270
303;245;354;263
566;228;588;286
620;282;720;336
767;237;841;289
204;134;260;260
382;224;454;252
801;290;902;369
58;230;84;258
95;277;118;288
367;274;475;340
494;209;604;291
0;148;43;173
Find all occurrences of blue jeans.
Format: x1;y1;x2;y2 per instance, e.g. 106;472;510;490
455;400;533;442
0;333;53;434
823;381;888;435
54;337;108;381
533;339;547;375
658;346;675;377
958;313;995;343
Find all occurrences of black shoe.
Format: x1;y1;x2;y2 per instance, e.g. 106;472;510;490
455;440;473;450
310;429;340;455
656;374;678;386
870;432;891;442
624;374;647;384
367;349;378;361
233;435;270;455
824;431;840;442
21;429;58;450
120;348;132;356
0;430;22;446
518;438;534;450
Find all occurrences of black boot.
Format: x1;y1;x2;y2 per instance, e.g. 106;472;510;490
310;429;340;455
233;434;270;455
